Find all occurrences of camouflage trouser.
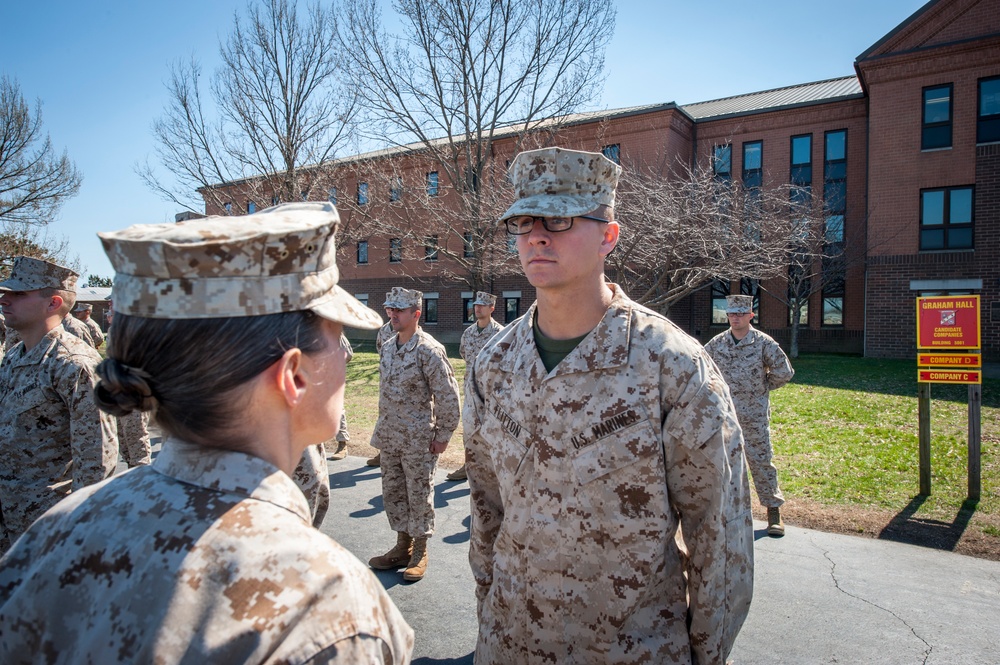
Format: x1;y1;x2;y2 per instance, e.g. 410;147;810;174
741;420;784;508
336;411;350;442
292;442;330;528
380;448;438;538
118;411;152;468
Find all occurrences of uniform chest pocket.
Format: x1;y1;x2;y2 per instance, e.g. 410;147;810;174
9;387;51;417
571;416;660;485
481;402;529;480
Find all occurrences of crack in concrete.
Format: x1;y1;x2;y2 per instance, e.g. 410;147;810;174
821;547;933;665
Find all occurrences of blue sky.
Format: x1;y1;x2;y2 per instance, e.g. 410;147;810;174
1;0;930;279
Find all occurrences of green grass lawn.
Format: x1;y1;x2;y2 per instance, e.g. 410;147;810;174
346;348;997;534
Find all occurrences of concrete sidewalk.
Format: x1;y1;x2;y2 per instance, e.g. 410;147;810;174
320;455;1000;665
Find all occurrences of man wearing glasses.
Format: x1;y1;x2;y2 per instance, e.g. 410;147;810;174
463;147;753;664
705;294;795;537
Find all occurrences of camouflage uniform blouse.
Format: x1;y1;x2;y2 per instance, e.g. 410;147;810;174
0;326;117;552
60;313;95;348
464;285;753;665
81;317;105;348
371;329;460;452
703;327;794;423
459;319;504;383
0;439;415;664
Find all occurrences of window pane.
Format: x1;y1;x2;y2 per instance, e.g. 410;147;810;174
714;145;731;175
328;187;337;205
389;238;401;262
980;78;1000;116
791;136;811;165
743;142;761;170
822;297;844;326
825;131;846;161
358;182;369;205
505;298;520;324
424;298;438;323
602;144;621;164
924;87;951;123
825;181;846;213
950;188;972;224
711;298;728;324
923;124;951;150
921;191;945;225
463;299;475;323
427;172;439;196
825;161;846;181
948;227;973;249
921;229;945;250
825;215;845;242
357;240;368;264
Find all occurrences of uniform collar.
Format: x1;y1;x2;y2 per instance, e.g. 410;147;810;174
499;283;633;378
152;438;312;523
5;326;63;368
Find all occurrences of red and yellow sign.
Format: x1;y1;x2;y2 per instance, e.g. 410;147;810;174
916;295;981;350
917;353;982;368
918;369;982;384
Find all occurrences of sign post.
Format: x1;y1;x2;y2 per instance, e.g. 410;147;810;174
915;295;982;500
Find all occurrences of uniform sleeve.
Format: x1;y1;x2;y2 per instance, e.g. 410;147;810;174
661;351;753;664
459;329;470;362
463;359;504;614
57;357;117;490
763;338;794;391
422;346;461;442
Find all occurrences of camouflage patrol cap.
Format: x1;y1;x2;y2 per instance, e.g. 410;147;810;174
383;287;422;309
74;303;94;312
97;202;382;329
0;256;79;292
472;291;496;307
500;147;622;222
726;294;754;314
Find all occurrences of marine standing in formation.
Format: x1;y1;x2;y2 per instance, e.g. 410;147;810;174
0;257;118;554
0;202;414;663
705;293;795;536
447;291;504;483
464;147;754;664
72;302;105;348
368;287;460;582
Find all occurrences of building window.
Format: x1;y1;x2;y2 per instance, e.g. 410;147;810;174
507;235;517;253
272;195;281;206
463;232;475;258
462;293;475;324
389;238;402;263
740;277;760;324
301;190;308;201
328;187;337;205
713;144;731;181
788;266;809;326
824;130;847;244
822;272;845;326
390;177;403;202
920;186;973;250
710;280;729;325
426;171;439;197
464;166;479;192
423;295;439;323
790;134;812;186
978;77;1000;143
355;293;368;307
424;235;438;261
922;84;952;150
742;141;762;189
224;202;233;214
602;144;621;165
247;201;256;214
504;297;520;324
357;182;369;205
357;240;368;265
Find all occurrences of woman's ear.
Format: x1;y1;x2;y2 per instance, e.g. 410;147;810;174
273;347;306;408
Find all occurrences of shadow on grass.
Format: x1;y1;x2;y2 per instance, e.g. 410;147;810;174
877;495;978;551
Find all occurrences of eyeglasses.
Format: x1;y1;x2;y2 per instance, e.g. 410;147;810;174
504;215;609;235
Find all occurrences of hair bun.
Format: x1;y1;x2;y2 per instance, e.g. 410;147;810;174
95;358;157;416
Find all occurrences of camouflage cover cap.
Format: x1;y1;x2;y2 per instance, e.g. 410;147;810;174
726;294;754;314
0;256;79;292
74;303;94;312
472;291;496;307
500;147;622;222
383;287;422;309
97;202;382;329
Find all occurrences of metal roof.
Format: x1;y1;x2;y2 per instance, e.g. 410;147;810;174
681;76;864;121
76;286;113;302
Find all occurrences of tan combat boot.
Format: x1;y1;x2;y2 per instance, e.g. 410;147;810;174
369;532;412;570
329;440;348;461
402;536;428;582
767;507;785;537
445;464;467;481
366;452;381;467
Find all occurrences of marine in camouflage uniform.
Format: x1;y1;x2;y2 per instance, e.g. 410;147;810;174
704;294;794;537
464;148;753;664
61;311;96;348
448;291;503;482
0;202;412;663
73;303;105;348
369;287;460;581
0;257;118;553
0;441;413;663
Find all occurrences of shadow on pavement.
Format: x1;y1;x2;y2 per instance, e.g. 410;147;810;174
413;654;474;665
878;495;978;551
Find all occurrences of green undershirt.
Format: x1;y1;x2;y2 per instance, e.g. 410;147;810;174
533;311;589;373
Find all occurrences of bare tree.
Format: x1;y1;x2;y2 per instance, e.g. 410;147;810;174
0;222;81;279
0;76;82;227
137;0;359;215
609;157;827;318
336;0;615;290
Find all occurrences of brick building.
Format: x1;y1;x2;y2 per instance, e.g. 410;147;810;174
203;0;998;359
